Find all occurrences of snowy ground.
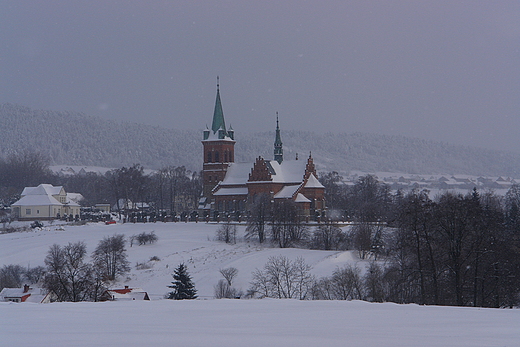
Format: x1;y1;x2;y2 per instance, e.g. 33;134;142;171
2;299;519;347
1;221;519;346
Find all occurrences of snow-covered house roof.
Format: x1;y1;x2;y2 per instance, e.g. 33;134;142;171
11;194;62;207
21;184;64;197
66;193;83;205
0;285;56;303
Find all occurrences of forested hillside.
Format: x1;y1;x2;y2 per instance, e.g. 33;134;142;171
2;103;520;176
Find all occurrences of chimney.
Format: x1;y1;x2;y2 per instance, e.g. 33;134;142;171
124;285;129;289
23;284;30;293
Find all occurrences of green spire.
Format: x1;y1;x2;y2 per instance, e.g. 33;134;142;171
274;112;283;164
211;76;227;138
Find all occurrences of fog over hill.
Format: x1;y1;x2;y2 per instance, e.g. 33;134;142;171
2;103;520;177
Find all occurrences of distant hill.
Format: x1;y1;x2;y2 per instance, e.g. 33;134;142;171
2;103;520;177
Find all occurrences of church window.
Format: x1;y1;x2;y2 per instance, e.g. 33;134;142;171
215;151;220;162
224;151;228;162
207;152;212;163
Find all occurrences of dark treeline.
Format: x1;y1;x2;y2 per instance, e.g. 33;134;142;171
318;172;520;308
0;152;202;219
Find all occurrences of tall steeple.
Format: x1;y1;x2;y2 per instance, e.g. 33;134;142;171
274;112;283;164
201;78;236;202
211;76;227;139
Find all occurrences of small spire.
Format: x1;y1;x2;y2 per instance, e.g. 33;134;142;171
274;112;283;164
217;76;220;90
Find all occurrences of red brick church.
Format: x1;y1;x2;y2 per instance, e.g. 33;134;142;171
199;81;325;220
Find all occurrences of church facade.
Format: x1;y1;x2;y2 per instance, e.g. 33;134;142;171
199;82;325;220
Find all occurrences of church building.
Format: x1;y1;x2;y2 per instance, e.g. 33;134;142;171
199;81;325;220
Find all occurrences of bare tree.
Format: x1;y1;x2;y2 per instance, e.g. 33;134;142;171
364;262;386;302
216;223;236;244
311;222;346;250
311;265;364;301
330;265;364;300
0;264;25;290
92;234;130;281
214;267;241;299
249;256;314;299
351;222;385;260
219;267;238;286
271;200;308;248
43;242;99;302
246;193;271;243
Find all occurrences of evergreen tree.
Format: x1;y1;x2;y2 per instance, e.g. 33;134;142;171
167;263;197;300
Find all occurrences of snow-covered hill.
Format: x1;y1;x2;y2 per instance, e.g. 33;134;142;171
1;222;519;346
3;103;520;176
0;221;365;299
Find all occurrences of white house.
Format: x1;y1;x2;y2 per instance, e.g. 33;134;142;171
11;184;83;221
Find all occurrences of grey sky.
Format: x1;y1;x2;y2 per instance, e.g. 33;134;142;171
1;1;519;151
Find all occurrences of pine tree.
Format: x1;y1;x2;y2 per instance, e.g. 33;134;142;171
167;263;197;300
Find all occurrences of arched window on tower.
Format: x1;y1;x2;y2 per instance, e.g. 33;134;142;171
224;151;228;162
207;152;212;163
215;151;220;162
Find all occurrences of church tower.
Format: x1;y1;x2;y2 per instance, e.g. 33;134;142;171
274;112;283;164
201;78;236;203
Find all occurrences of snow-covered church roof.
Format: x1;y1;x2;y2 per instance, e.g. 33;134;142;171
220;160;307;186
305;173;325;188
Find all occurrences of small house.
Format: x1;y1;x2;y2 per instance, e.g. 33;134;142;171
0;285;57;303
101;286;150;301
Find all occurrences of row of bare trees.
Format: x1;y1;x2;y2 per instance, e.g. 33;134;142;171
0;151;202;219
64;164;202;216
386;188;520;307
318;173;520;307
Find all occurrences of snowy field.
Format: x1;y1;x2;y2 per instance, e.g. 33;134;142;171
2;299;519;347
1;221;519;346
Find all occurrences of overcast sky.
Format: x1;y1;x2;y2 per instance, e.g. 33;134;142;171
1;1;519;151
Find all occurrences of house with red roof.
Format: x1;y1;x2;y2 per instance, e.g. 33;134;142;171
101;286;150;301
0;285;57;303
